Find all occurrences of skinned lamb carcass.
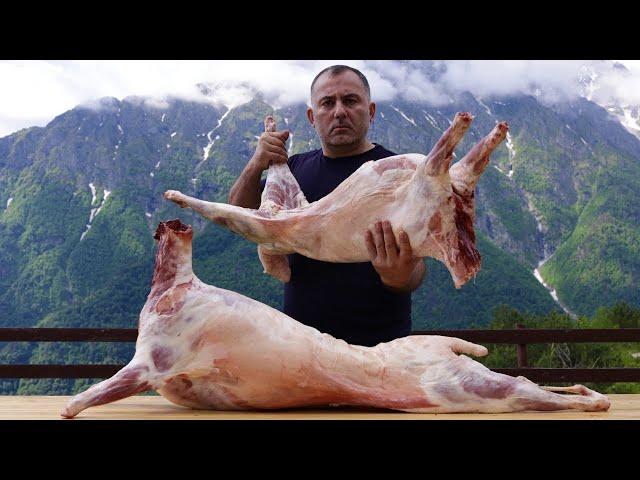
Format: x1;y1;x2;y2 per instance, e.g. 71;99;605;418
164;112;505;288
60;220;610;418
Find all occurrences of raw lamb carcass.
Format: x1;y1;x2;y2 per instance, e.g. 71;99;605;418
164;112;504;288
60;220;610;418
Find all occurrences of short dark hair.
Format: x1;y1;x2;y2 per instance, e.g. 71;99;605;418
310;65;371;99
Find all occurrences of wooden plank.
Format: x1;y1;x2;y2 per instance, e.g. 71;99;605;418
516;323;528;367
0;395;637;420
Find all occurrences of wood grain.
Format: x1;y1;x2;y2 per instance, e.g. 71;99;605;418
1;394;638;420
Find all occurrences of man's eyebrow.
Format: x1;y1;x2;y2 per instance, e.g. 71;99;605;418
318;92;362;102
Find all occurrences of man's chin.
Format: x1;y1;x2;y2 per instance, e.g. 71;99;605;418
327;135;357;146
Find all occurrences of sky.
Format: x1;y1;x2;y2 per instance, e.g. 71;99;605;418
1;60;639;138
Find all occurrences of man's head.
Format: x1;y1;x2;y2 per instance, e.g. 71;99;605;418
307;65;376;156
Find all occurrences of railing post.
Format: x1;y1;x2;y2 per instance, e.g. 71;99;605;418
516;323;528;368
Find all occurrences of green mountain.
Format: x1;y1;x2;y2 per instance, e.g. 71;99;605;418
1;86;639;394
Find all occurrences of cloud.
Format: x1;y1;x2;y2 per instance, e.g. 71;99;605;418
365;60;450;104
589;61;640;105
441;60;585;101
1;60;640;138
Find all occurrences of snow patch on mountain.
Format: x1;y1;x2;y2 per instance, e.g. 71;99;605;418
523;194;577;317
422;111;440;130
391;106;417;126
81;187;111;241
201;107;233;165
477;97;493;116
534;261;577;319
89;183;97;206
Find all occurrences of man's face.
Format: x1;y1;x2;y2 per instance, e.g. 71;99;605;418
307;70;375;150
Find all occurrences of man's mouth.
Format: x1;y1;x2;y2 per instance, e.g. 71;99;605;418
332;126;350;132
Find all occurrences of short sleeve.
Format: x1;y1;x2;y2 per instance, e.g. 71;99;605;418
287;154;299;172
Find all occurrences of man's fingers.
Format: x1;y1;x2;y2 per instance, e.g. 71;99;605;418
263;142;288;157
263;133;288;150
398;229;413;258
382;221;398;261
374;222;386;260
271;130;290;142
262;143;289;164
364;230;377;259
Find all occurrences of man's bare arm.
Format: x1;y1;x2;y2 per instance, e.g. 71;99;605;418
228;161;266;209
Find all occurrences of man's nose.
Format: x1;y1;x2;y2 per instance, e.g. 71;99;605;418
333;101;347;118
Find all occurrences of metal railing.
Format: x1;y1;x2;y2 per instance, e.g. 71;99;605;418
1;326;640;383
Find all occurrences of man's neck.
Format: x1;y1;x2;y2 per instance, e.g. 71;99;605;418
321;140;376;159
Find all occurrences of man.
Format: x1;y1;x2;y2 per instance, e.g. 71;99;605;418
228;65;426;346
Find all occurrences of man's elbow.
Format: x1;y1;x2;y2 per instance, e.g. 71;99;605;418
228;185;244;207
228;190;259;209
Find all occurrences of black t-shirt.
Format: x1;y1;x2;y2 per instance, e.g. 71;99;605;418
261;144;412;347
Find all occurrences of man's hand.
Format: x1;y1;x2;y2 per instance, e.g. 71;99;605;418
250;129;290;171
229;126;290;208
365;221;425;292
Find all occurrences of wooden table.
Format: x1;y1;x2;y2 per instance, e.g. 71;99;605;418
1;394;639;420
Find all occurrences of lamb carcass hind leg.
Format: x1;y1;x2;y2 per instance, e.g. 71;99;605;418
257;115;309;282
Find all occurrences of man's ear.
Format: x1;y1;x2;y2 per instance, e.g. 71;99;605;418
306;106;315;126
369;102;376;123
